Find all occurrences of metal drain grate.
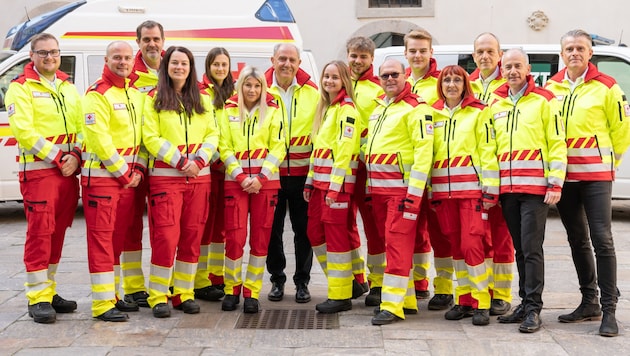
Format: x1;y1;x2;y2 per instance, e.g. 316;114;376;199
236;309;339;329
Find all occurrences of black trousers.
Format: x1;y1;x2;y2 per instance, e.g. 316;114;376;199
266;175;313;286
556;181;618;311
500;193;549;313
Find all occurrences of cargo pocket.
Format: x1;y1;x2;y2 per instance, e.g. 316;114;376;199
150;192;175;227
462;199;486;236
322;195;349;225
434;200;456;235
85;194;114;231
25;200;53;235
388;199;418;234
262;194;279;228
224;195;240;230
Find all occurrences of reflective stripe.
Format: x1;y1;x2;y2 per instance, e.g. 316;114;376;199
549;161;567;172
91;272;114;285
25;269;48;285
432;166;478;177
499;160;542;170
500;175;547;187
151;166;210;177
431;181;480;193
151;264;171;280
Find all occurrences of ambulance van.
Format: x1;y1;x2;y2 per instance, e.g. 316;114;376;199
374;43;630;199
0;0;319;202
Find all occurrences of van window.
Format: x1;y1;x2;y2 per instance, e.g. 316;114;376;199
0;58;29;111
87;55;104;85
593;55;630;95
529;54;558;87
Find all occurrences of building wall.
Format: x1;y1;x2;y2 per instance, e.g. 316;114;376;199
287;0;629;66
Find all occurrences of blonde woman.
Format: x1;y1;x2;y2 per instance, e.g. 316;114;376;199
303;60;361;313
219;66;285;313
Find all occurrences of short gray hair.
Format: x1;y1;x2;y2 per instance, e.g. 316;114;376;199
502;48;529;66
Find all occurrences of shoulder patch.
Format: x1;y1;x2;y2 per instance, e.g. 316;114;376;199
343;125;354;138
425;122;434;135
85;113;96;125
424;114;433;122
624;104;630;117
346;116;355;124
228;115;239;122
7;103;15;117
494;111;508;120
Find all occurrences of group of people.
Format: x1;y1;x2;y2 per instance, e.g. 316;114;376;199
6;20;628;339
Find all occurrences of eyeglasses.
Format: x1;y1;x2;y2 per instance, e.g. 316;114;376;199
442;77;464;85
34;49;61;58
380;72;401;80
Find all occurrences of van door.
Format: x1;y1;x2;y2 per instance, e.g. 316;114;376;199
0;54;81;202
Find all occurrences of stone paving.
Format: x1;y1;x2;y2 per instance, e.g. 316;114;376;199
0;200;629;355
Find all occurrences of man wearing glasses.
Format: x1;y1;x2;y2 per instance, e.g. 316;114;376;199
5;33;82;324
366;59;433;325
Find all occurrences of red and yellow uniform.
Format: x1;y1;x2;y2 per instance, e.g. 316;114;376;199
545;63;630;181
305;89;360;300
142;91;219;308
406;59;451;298
364;83;434;318
430;96;498;310
220;93;285;299
81;64;146;317
351;67;384;290
5;62;82;306
194;76;233;294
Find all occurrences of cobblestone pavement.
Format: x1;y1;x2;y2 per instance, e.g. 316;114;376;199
0;201;628;355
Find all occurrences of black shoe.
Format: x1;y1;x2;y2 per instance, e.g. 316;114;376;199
558;302;602;323
428;294;454;310
490;299;511;316
115;299;139;312
599;311;619;337
473;309;490;326
194;285;225;301
267;283;284;302
364;287;381;306
95;308;129;322
243;297;260;314
28;302;56;324
124;291;150;308
51;294;77;313
174;299;200;314
498;303;526;324
372;310;403;325
373;306;417;315
445;305;474;320
222;295;240;311
352;280;369;299
295;283;311;303
316;299;352;313
416;290;430;299
519;310;541;333
152;303;171;318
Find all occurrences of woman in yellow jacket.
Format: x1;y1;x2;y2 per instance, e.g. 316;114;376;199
303;60;361;313
142;46;219;318
194;47;235;302
219;66;285;313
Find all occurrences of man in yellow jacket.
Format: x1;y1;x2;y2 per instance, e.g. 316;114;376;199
491;48;567;333
545;29;630;337
5;33;82;324
122;20;165;308
366;59;434;325
81;41;147;322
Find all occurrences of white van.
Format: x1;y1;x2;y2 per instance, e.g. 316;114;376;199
374;44;630;199
0;0;319;202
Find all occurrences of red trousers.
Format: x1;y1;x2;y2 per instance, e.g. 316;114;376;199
354;163;382;255
307;189;353;254
200;172;226;285
371;194;417;277
21;173;79;273
414;194;451;291
485;205;514;264
83;185;137;273
148;182;209;267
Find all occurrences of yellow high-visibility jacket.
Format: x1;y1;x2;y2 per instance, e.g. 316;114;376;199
81;65;147;187
142;90;219;184
469;66;506;105
219;93;285;190
405;58;440;105
490;76;567;195
545;62;630;181
430;96;499;202
5;62;82;181
352;65;383;143
129;50;160;94
306;88;361;200
363;82;434;210
265;67;318;176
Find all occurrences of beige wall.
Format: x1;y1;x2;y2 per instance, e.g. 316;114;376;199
287;0;630;66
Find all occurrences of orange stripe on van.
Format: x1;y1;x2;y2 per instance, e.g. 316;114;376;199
62;27;296;42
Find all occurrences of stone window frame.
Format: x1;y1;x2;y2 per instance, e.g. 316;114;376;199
356;0;435;18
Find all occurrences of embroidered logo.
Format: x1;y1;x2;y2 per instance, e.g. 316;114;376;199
85;113;96;125
343;125;354;138
113;103;126;110
425;123;434;135
7;103;15;117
